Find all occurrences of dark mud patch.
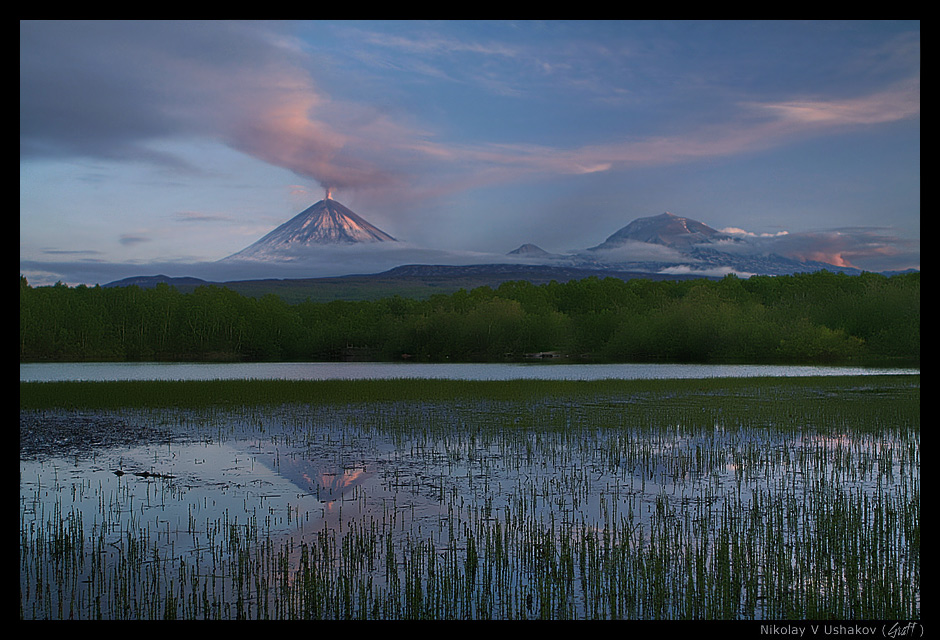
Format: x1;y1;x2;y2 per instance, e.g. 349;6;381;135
20;411;178;460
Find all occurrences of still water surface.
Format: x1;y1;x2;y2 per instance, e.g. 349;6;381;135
20;362;920;619
19;361;919;382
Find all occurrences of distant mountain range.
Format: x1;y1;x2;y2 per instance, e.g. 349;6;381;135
222;199;862;276
105;200;914;299
509;211;862;277
102;264;714;303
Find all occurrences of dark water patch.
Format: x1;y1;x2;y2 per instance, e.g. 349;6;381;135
20;411;178;461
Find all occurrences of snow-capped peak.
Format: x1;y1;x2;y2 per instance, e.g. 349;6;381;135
222;197;397;262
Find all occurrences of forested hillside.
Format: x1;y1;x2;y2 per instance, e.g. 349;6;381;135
19;271;919;365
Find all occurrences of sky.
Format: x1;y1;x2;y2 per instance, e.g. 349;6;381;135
20;20;920;286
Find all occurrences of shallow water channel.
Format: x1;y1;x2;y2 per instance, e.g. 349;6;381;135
20;379;920;620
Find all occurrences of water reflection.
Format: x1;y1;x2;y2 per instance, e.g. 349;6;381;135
20;378;919;620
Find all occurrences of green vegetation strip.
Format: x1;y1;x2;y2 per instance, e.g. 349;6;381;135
20;270;920;365
20;374;920;415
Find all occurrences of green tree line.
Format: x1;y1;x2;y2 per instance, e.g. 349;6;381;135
19;270;919;365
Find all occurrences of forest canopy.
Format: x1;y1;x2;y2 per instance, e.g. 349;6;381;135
19;271;919;366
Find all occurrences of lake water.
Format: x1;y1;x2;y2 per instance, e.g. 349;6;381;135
20;363;920;619
19;361;919;382
20;373;920;620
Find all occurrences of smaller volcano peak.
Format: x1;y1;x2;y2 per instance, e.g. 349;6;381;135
508;243;549;255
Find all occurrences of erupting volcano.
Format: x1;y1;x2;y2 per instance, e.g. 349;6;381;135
223;190;397;262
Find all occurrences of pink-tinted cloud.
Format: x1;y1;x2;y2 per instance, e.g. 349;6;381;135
774;229;918;271
747;80;920;127
19;21;428;195
378;78;919;206
728;226;919;272
450;79;920;181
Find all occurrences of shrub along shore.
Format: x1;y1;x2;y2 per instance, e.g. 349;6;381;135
19;270;919;366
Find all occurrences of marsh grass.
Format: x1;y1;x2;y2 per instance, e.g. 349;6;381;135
20;376;919;619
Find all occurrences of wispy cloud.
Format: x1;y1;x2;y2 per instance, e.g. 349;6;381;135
119;234;152;246
745;80;920;127
355;29;521;59
40;248;103;256
173;211;236;223
720;227;790;238
403;78;919;194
